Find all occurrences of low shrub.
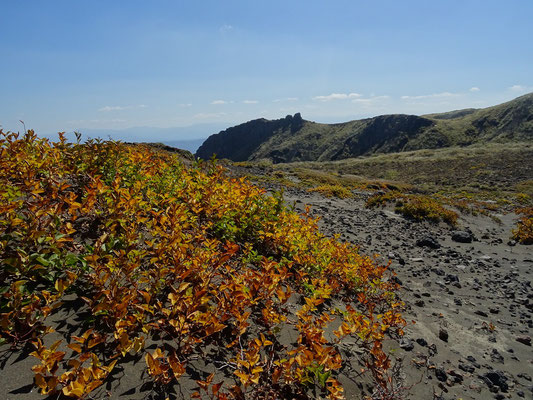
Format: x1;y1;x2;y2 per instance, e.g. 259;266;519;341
366;192;458;226
308;184;353;199
396;195;458;226
512;207;533;244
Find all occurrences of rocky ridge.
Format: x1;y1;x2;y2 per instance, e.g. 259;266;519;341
196;93;533;163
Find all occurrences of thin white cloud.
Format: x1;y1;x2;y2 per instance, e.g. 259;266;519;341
193;112;227;120
243;100;259;104
352;95;390;104
220;24;233;33
401;92;457;100
211;100;228;105
509;84;531;92
469;87;480;92
273;97;298;103
98;104;147;112
178;103;192;107
99;106;125;112
313;93;362;101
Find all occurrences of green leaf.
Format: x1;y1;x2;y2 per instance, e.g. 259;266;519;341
35;255;50;267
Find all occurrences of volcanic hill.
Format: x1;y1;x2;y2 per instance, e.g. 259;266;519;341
196;93;533;163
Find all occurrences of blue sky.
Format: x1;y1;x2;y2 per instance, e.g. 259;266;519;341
1;1;532;139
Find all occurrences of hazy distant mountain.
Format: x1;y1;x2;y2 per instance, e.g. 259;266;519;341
42;123;229;153
196;93;533;163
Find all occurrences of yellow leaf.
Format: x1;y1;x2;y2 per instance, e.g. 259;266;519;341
85;379;103;394
54;279;64;293
133;336;145;353
234;370;249;385
62;380;86;398
34;373;46;389
67;343;82;353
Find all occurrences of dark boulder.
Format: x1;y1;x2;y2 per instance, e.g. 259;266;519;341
451;231;473;243
416;235;441;249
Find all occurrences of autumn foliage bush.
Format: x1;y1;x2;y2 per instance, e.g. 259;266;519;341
512;207;533;244
308;184;353;199
366;191;458;226
0;131;405;399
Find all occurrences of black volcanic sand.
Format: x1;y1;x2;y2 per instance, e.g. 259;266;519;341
1;185;532;400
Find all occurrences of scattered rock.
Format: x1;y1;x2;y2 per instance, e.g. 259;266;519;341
416;235;441;249
481;370;509;392
438;328;449;342
452;231;472;243
459;362;475;373
491;349;504;363
435;367;447;382
467;355;481;368
517;372;531;381
516;335;532;346
448;369;463;383
399;338;414;351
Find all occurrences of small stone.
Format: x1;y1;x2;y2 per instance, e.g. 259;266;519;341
416;338;428;347
516;335;532;346
491;349;504;363
399;338;414;351
448;369;463;383
439;328;449;342
517;373;531;381
435;367;447;382
416;235;441;249
459;363;475;373
452;231;472;243
415;300;425;307
467;355;480;368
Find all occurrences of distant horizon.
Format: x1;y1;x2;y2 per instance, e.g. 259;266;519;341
23;91;529;140
1;1;531;138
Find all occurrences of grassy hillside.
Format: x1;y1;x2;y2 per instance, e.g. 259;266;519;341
0;131;404;399
234;142;533;238
277;142;533;199
196;93;533;163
